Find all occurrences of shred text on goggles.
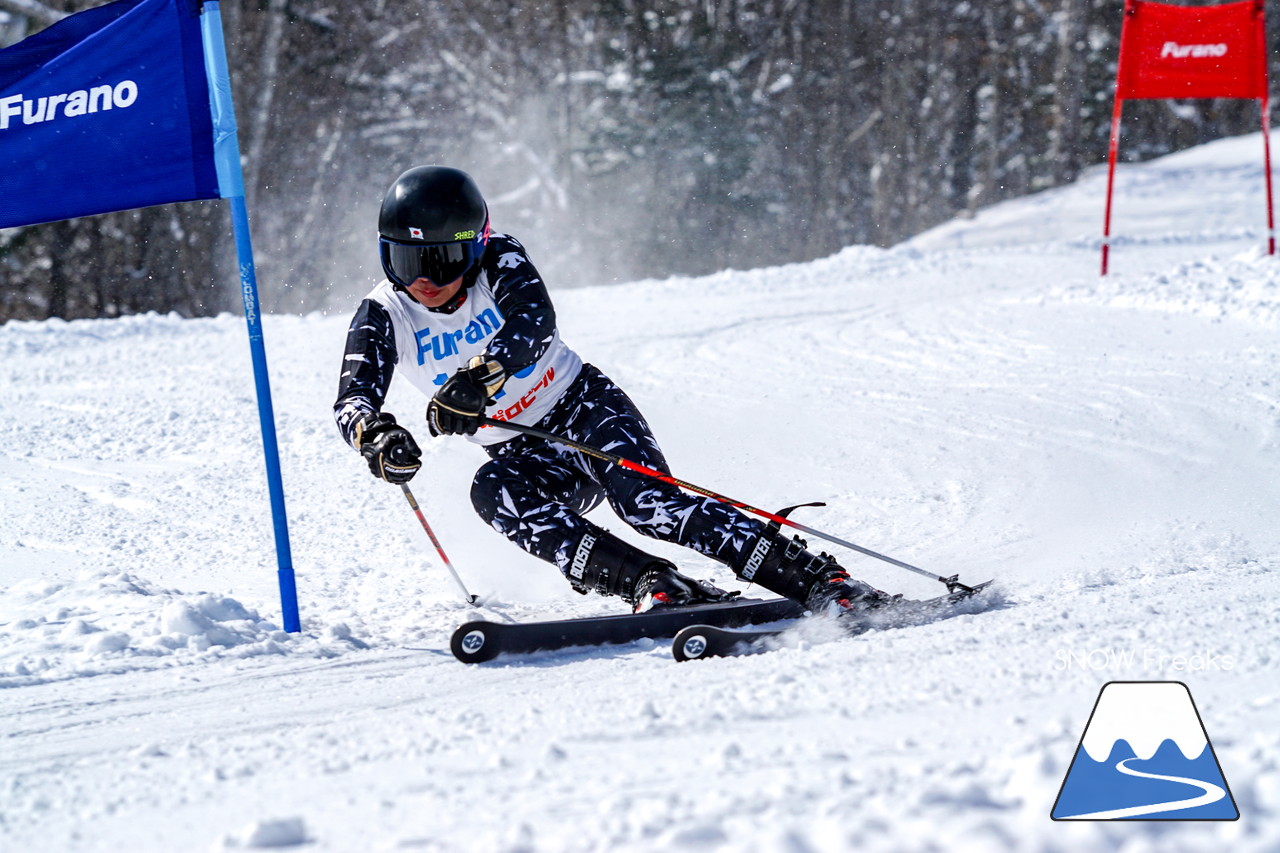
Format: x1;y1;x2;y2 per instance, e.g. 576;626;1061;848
380;237;484;288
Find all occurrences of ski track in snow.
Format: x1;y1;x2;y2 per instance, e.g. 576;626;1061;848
3;133;1280;851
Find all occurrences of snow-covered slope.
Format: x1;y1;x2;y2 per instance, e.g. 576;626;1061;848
3;134;1278;852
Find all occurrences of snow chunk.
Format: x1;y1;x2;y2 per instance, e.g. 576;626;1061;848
0;569;368;686
230;817;309;848
83;631;131;655
158;595;260;647
661;823;728;849
1047;250;1280;326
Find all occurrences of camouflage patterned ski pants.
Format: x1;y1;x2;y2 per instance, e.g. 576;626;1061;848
471;364;765;579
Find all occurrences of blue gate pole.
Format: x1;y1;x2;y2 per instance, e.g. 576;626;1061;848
200;1;301;633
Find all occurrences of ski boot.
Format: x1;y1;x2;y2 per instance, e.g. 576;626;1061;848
804;559;898;615
565;529;736;613
735;531;896;616
631;565;736;613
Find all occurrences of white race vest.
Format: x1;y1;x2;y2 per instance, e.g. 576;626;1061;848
367;274;582;446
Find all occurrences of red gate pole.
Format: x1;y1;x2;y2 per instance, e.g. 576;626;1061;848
1101;96;1125;276
1101;0;1138;277
1257;0;1275;255
1262;95;1275;255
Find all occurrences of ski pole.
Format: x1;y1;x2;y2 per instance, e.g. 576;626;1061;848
478;417;979;594
399;482;479;605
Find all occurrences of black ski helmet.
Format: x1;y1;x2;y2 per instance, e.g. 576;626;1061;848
378;166;490;291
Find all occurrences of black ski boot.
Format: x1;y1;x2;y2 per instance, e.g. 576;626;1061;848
565;529;736;613
632;565;736;613
805;561;897;615
734;532;895;615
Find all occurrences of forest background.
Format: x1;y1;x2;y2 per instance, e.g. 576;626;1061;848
0;0;1272;320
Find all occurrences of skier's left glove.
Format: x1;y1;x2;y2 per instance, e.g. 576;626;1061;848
428;356;507;437
353;412;422;484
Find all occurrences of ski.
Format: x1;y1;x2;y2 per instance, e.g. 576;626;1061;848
451;596;806;663
672;580;995;662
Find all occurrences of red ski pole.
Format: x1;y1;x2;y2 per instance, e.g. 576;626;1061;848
478;418;979;594
400;483;479;605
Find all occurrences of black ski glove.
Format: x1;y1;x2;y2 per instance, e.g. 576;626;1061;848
353;412;422;484
428;356;507;437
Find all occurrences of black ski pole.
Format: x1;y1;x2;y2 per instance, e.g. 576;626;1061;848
478;417;979;594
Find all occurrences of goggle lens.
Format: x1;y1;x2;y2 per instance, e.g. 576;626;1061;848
380;238;482;288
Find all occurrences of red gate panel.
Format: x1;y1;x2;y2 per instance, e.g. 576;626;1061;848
1118;0;1267;99
1102;0;1272;274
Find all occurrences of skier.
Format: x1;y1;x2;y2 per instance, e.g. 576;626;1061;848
334;165;892;614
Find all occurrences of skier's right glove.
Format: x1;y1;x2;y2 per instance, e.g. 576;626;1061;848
353;412;422;484
427;356;507;437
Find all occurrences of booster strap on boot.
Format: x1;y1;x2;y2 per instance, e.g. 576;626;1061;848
566;529;666;604
739;501;825;582
735;502;845;603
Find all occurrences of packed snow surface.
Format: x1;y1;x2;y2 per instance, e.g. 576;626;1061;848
3;133;1279;851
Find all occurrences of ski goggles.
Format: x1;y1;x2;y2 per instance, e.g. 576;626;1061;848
379;236;485;289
